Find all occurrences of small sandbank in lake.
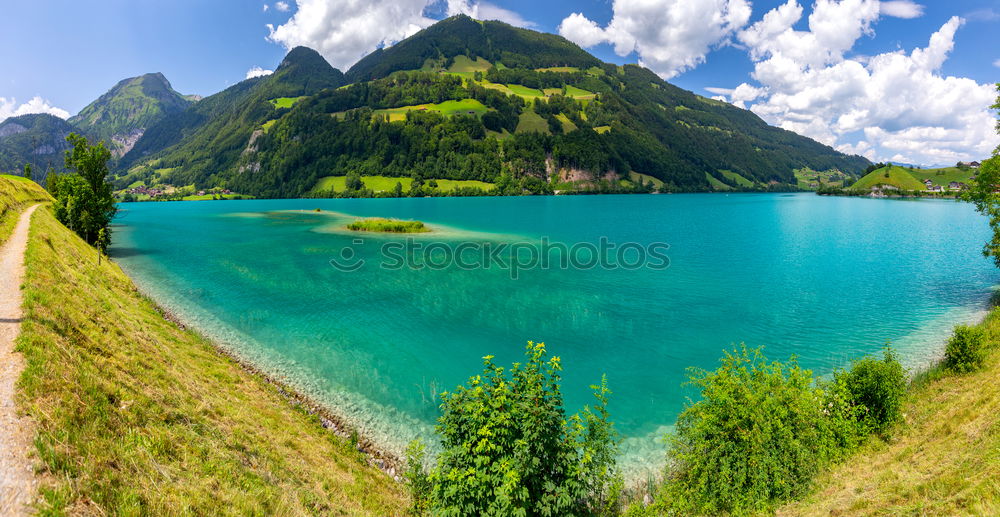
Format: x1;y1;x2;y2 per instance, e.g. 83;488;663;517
347;217;430;233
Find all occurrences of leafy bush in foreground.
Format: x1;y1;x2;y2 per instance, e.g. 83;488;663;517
837;347;907;435
945;324;988;373
658;346;865;515
412;342;622;516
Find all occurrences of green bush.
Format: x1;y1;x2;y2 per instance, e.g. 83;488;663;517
944;324;988;373
837;347;907;435
426;341;622;516
659;346;864;515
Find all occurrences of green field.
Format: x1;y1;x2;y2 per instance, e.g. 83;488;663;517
374;99;489;122
515;110;549;134
180;193;250;201
593;125;611;134
535;66;579;73
261;119;278;133
719;169;755;188
706;172;732;190
563;85;595;100
445;55;491;79
312;175;494;193
269;96;307;109
505;84;544;98
905;166;975;187
851;165;938;191
555;113;577;133
629;172;664;188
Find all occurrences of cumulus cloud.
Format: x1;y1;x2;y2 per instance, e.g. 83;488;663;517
714;2;998;164
275;1;290;11
558;0;752;79
0;96;70;124
994;58;1000;68
266;0;533;71
245;66;274;79
880;1;924;19
263;4;269;12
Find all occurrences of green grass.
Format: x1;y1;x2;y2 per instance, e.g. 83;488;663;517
14;204;408;515
905;166;975;187
563;85;595;100
593;125;611;134
347;217;429;233
505;84;544;98
311;175;494;193
534;66;579;73
180;193;251;201
0;174;52;242
629;172;664;188
795;167;852;189
261;119;278;133
779;304;1000;516
705;172;732;190
374;99;489;122
555;113;577;133
269;96;307;109
445;56;491;79
515;110;550;134
851;165;929;191
719;170;755;188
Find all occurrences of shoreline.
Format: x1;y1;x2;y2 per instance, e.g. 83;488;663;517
134;281;408;480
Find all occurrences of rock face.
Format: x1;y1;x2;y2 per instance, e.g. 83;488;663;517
69;72;192;156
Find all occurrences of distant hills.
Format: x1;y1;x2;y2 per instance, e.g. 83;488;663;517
1;15;872;197
0;114;77;182
848;164;977;192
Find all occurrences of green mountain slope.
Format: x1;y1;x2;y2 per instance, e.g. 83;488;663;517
0;114;77;180
114;16;869;198
116;46;346;188
851;165;939;191
69;73;192;156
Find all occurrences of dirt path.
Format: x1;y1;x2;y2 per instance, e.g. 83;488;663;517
0;204;40;516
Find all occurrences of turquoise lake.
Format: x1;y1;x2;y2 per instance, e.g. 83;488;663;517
110;193;996;475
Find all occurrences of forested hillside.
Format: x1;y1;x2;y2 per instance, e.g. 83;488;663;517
0;114;77;180
1;15;867;198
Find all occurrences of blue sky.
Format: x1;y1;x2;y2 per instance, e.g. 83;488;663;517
1;0;998;164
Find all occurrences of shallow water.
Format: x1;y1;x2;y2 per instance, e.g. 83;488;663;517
110;193;996;476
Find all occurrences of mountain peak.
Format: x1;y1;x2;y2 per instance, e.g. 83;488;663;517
278;46;332;71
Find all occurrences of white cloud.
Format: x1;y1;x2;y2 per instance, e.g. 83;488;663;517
994;58;1000;68
275;1;290;12
267;0;438;71
705;87;734;96
245;66;274;79
266;0;534;71
263;4;270;12
558;0;752;79
0;96;70;124
447;0;535;28
717;3;997;165
880;1;924;19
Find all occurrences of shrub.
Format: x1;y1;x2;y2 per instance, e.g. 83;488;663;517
944;324;988;373
837;347;907;435
404;440;431;515
427;341;621;516
661;346;864;515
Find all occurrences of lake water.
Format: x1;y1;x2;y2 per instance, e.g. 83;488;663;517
110;193;996;476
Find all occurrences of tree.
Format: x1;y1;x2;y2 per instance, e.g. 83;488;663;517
423;342;621;516
962;84;1000;267
49;134;117;249
345;171;363;191
23;163;31;179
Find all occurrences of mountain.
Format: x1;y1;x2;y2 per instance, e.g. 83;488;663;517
115;46;346;188
0;114;77;181
345;15;601;82
69;73;192;156
113;15;868;197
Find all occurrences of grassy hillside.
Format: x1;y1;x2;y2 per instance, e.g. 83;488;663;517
851;165;929;191
312;175;493;193
780;306;1000;516
14;205;408;514
0;175;53;240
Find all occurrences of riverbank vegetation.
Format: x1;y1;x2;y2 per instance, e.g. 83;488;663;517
347;217;429;233
14;204;407;514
